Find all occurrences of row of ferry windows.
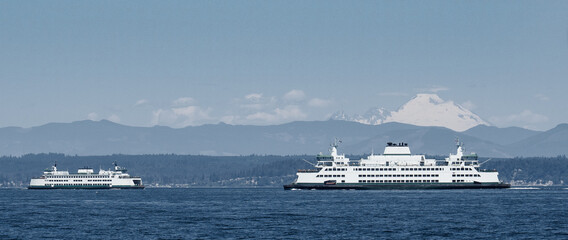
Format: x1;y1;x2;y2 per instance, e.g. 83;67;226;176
49;179;113;182
325;168;446;172
317;175;345;178
451;168;473;171
453;174;480;177
47;175;110;178
355;168;442;171
359;180;439;183
71;179;112;182
359;174;440;178
44;183;111;186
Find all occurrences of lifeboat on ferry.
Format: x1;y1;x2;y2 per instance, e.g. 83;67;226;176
324;180;337;185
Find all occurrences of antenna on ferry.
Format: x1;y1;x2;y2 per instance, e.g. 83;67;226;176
455;137;465;153
330;138;341;150
332;138;341;147
329;138;341;156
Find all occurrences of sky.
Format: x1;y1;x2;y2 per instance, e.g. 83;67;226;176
1;1;567;131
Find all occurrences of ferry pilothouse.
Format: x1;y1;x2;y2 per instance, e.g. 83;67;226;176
28;162;144;189
284;140;510;190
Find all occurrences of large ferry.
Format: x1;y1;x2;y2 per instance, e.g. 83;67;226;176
28;162;144;189
284;140;510;190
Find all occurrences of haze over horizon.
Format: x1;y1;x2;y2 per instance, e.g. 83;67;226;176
2;1;567;131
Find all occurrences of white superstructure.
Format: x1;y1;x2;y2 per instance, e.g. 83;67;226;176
29;162;144;189
286;140;508;189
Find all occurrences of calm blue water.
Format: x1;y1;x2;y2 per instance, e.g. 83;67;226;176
1;187;567;239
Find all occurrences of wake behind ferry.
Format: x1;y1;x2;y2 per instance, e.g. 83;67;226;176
284;140;510;190
28;162;144;189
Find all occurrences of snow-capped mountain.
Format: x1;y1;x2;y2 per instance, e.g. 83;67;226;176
331;94;488;132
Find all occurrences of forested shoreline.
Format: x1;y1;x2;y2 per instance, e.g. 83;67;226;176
1;154;566;187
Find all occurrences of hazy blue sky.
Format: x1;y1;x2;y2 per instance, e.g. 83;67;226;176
1;1;567;130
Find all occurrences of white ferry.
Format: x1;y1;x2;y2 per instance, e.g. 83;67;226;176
28;162;144;189
284;140;510;190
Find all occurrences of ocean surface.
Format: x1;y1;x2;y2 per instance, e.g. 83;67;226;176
1;187;567;239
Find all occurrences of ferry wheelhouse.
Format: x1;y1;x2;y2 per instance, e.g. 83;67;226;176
28;162;144;189
284;140;510;190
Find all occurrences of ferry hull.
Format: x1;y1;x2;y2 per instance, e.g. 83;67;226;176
283;183;510;190
27;185;145;190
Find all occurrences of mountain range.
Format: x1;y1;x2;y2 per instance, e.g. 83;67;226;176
1;119;567;157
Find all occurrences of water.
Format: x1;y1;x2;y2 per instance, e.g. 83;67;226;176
1;187;567;239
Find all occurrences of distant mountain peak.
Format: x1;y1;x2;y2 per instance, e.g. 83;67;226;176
330;111;349;121
330;93;488;132
415;93;444;104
